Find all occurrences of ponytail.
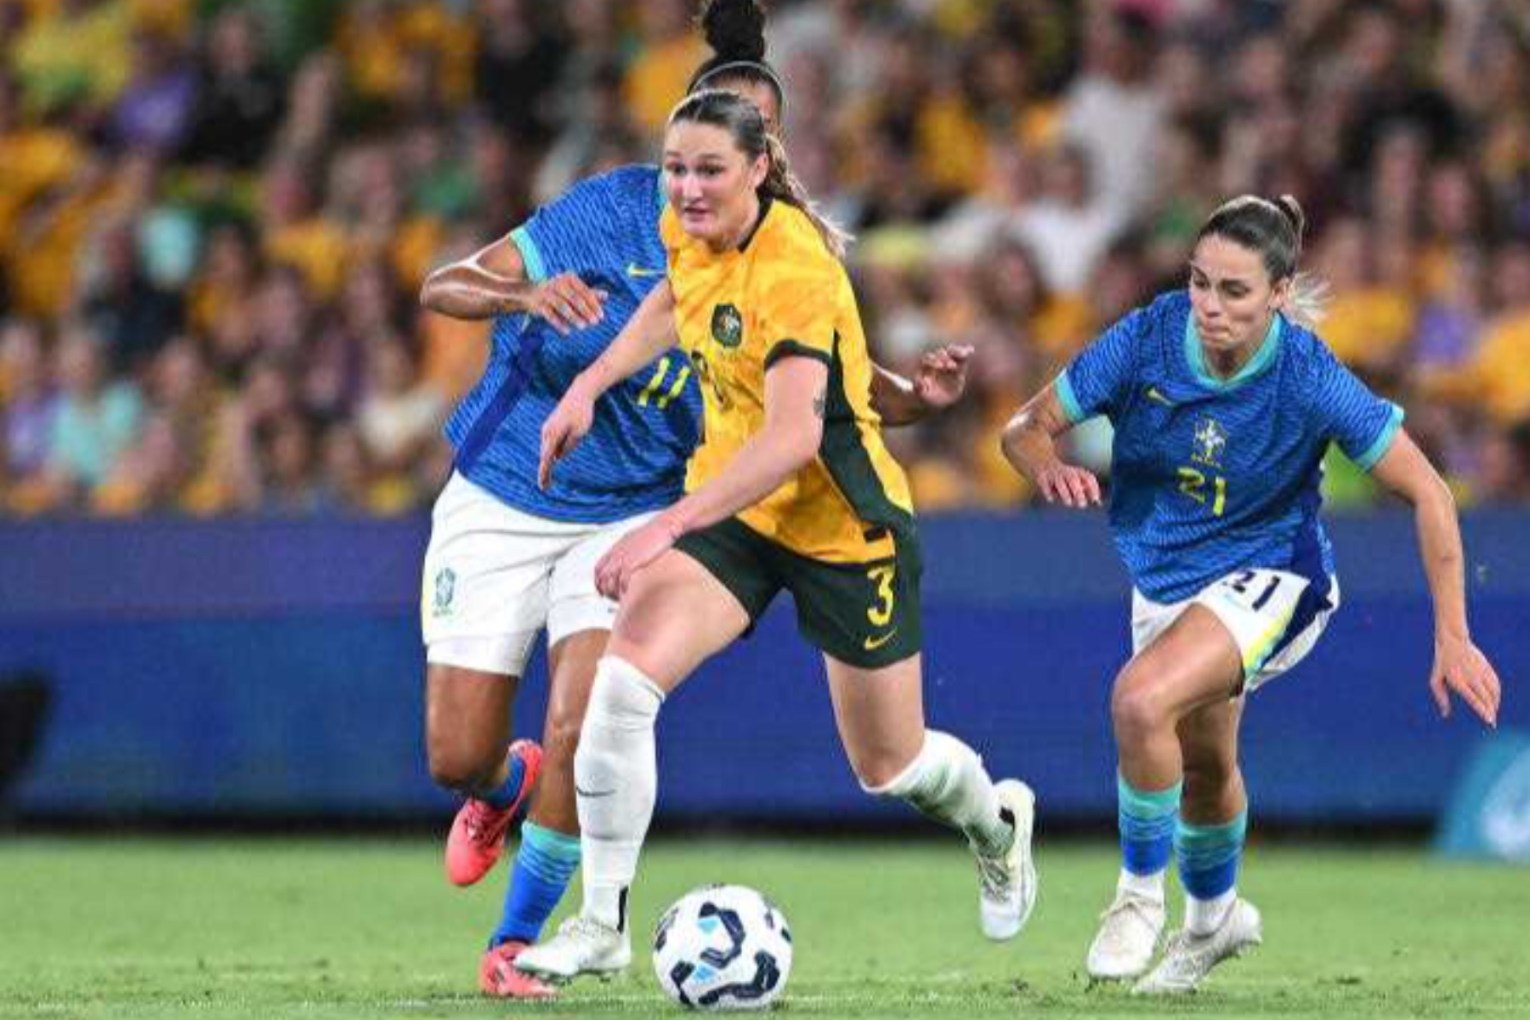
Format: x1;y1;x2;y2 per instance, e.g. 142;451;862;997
1268;194;1327;328
760;132;852;260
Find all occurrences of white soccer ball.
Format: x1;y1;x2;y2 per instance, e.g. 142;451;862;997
652;884;793;1010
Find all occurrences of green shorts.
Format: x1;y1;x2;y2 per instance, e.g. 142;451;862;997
674;517;922;669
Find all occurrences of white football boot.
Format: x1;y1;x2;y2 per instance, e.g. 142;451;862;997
1133;898;1262;995
513;914;632;982
1086;887;1167;980
975;779;1039;940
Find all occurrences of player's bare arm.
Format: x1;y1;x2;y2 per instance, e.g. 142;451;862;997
594;354;828;599
869;344;974;425
1000;383;1102;508
420;235;606;334
1370;429;1502;726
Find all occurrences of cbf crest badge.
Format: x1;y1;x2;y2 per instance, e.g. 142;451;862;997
711;303;744;348
1191;417;1228;468
432;567;457;618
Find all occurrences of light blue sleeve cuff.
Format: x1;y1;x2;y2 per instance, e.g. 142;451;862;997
1054;370;1086;424
1355;402;1405;472
509;226;548;283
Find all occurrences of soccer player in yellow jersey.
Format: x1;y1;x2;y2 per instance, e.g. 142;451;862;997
515;89;1039;985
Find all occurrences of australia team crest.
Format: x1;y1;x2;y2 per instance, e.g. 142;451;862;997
711;303;744;348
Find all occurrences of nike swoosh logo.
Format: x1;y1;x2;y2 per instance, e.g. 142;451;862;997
626;262;663;278
576;786;617;799
1145;386;1173;406
863;629;899;651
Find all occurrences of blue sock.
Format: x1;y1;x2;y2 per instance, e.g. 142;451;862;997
1117;773;1181;877
490;822;581;947
479;751;527;811
1176;811;1248;901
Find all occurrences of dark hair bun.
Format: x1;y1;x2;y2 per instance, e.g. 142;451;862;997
699;0;767;61
1272;194;1306;241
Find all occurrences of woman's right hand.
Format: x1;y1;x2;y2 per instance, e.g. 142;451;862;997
1035;462;1102;508
539;387;596;489
525;272;606;334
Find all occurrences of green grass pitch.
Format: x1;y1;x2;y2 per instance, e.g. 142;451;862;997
1;837;1526;1019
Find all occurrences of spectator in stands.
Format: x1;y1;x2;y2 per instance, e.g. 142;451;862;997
182;7;285;170
79;220;184;375
0;319;57;490
43;326;145;506
1;0;1530;514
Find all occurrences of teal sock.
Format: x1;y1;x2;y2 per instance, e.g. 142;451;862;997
492;822;581;946
1118;773;1181;876
1176;811;1247;900
480;751;527;811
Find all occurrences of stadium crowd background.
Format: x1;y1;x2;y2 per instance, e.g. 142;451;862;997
2;0;1530;518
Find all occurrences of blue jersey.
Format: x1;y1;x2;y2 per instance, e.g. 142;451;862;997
1057;291;1403;604
445;165;702;523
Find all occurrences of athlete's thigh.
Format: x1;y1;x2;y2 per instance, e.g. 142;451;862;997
822;652;927;782
546;511;656;650
422;472;582;677
424;663;517;773
604;549;752;693
1127;603;1244;717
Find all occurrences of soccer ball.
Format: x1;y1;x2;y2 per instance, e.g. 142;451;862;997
652;884;793;1010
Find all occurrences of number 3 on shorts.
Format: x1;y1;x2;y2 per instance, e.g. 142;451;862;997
866;565;896;627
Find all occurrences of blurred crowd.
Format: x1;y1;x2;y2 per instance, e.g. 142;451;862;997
2;0;1530;518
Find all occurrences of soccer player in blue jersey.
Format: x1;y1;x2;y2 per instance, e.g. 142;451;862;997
1001;195;1502;994
415;0;971;999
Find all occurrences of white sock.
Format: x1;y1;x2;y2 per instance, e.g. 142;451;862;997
1117;867;1166;903
1185;888;1236;935
574;655;665;932
863;730;1011;855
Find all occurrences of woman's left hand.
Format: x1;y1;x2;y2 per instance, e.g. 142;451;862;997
912;344;974;412
1430;633;1502;726
595;516;682;599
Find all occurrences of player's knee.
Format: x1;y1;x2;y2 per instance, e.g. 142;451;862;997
541;705;584;767
1111;668;1170;744
575;656;665;783
854;748;918;792
427;742;500;794
857;730;965;800
1182;755;1239;802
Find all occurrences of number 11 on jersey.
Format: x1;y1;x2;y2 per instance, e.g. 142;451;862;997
636;355;692;409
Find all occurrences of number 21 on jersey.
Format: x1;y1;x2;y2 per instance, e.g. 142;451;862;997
1177;465;1226;516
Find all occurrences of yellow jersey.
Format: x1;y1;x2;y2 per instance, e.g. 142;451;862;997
660;199;914;564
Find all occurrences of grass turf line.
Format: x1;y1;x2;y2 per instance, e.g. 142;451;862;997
1;838;1526;1019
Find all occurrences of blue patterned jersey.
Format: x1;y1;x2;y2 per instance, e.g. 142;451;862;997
1057;290;1403;603
445;165;702;522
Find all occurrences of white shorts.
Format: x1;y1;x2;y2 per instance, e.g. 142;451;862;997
1131;568;1341;694
420;472;656;676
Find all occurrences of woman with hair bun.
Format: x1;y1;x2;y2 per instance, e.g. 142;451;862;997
416;0;970;999
516;84;1036;987
1001;194;1501;994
